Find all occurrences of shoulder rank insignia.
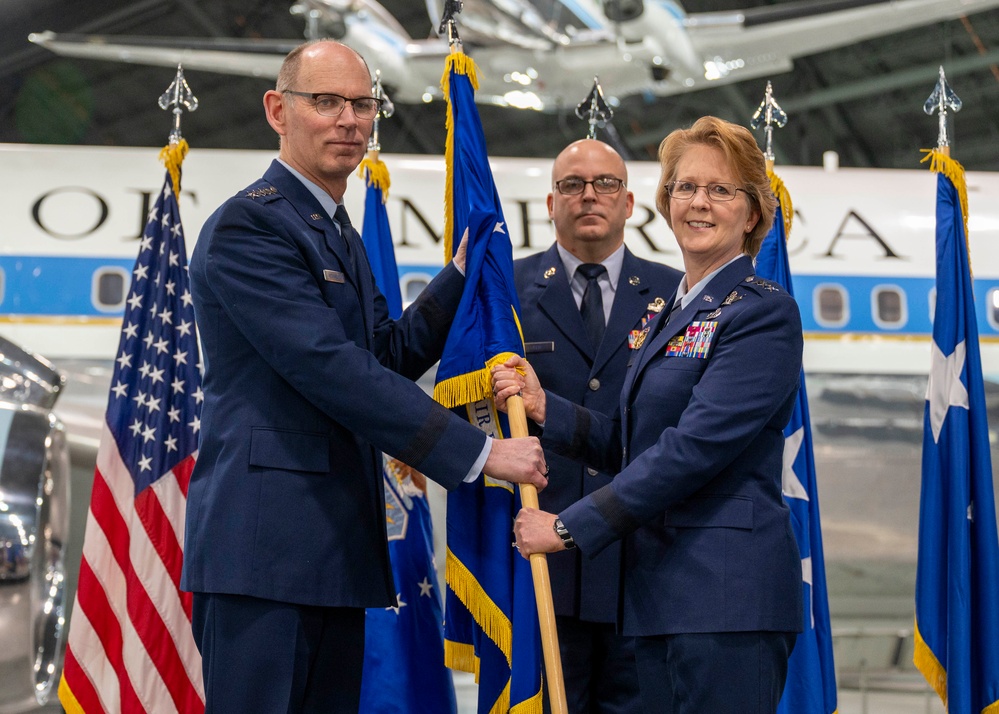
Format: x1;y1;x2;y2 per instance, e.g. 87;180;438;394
752;277;780;292
245;186;278;199
544;266;556;279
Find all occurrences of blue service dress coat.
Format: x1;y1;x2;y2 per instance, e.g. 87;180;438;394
515;244;681;622
542;254;804;637
181;160;487;608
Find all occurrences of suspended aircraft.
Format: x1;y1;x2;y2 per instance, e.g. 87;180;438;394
28;0;999;111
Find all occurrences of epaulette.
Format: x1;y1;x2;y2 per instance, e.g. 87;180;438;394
741;275;782;294
244;185;278;200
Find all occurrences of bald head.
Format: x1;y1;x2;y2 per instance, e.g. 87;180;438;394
547;139;634;263
551;139;628;185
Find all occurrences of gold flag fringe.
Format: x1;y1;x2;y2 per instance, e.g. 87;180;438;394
358;155;391;200
441;49;481;262
158;139;189;199
444;639;480;678
921;149;971;263
913;619;948;707
767;168;792;237
433;351;520;408
445;548;513;666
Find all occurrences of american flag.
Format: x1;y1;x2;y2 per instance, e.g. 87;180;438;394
58;161;205;713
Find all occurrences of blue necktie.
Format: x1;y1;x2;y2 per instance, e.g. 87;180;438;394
577;263;607;348
334;204;354;256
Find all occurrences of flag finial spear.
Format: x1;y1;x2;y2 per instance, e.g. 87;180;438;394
368;70;395;155
924;66;962;156
750;81;787;169
439;0;464;50
575;77;613;140
158;64;198;146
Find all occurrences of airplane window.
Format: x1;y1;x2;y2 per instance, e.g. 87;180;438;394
402;274;432;304
92;267;129;312
872;285;907;329
813;284;848;328
988;288;999;331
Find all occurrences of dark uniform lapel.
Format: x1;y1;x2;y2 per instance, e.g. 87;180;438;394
533;244;594;359
264;161;373;343
631;255;755;382
591;248;654;376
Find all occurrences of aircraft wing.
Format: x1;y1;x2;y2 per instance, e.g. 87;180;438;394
683;0;999;84
28;32;290;80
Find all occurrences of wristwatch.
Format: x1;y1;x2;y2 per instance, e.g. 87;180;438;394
553;517;576;550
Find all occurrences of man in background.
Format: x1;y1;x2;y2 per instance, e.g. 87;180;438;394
514;139;682;713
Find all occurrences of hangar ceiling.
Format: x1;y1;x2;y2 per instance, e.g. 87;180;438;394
2;0;998;170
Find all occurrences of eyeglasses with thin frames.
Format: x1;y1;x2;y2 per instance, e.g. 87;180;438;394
554;177;626;195
282;91;383;120
666;181;748;202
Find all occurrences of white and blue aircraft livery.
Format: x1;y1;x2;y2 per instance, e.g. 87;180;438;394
1;143;998;670
1;143;996;377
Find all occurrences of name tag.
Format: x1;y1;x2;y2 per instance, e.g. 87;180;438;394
324;269;345;284
524;341;555;354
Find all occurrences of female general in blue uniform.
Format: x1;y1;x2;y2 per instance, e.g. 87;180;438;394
494;116;804;714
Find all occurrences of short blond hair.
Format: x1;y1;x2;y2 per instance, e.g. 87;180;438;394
655;116;776;257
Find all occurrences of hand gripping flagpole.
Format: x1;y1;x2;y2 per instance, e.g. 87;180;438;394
157;64;198;196
439;6;569;711
575;77;614;140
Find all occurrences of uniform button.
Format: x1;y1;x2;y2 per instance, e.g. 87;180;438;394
588;378;600;391
587;467;598;477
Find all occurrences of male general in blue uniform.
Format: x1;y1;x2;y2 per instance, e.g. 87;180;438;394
181;40;548;714
514;140;682;713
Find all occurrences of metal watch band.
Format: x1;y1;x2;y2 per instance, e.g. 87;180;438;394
553;517;576;549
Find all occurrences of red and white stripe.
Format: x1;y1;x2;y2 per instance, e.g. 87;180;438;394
59;425;204;714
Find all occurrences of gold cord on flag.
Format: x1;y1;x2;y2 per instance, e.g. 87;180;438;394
358;153;391;200
921;148;970;251
158;138;189;199
767;168;793;238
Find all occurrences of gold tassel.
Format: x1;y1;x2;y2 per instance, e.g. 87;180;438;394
357;154;391;200
158;139;189;199
767;167;793;237
921;148;970;258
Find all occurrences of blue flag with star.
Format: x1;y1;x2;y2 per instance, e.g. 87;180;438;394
914;150;999;713
432;48;543;713
756;170;837;714
356;155;458;713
